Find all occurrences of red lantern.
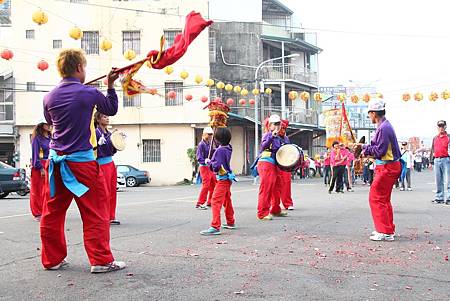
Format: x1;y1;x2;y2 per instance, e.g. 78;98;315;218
167;90;177;99
185;94;193;101
1;49;13;60
226;98;234;105
249;99;255;105
239;99;246;105
37;60;49;71
201;96;208;103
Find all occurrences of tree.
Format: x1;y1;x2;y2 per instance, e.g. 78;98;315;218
187;147;198;183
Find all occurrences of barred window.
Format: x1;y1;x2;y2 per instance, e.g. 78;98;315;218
123;94;141;107
223;50;237;64
26;82;35;91
165;81;183;106
142;139;161;162
122;31;140;55
0;0;11;25
0;86;13;121
26;30;35;39
81;31;99;55
163;29;181;50
209;87;217;100
53;39;62;49
209;30;216;63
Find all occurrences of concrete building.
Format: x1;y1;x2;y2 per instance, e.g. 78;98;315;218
2;0;212;185
209;0;325;170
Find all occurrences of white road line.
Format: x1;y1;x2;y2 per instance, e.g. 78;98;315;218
0;188;258;220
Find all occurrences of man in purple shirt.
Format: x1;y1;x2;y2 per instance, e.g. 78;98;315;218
40;49;125;273
356;99;401;241
195;127;216;209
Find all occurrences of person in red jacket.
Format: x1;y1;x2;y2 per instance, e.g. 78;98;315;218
430;120;450;205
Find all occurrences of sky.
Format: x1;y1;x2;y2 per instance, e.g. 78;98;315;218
282;0;450;142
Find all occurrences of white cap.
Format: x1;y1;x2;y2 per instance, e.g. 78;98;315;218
367;99;385;112
37;118;48;124
203;127;214;134
268;114;281;123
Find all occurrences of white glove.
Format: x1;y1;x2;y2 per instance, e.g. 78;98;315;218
98;135;107;145
205;158;211;165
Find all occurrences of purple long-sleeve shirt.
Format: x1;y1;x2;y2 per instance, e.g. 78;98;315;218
31;135;50;170
43;77;118;154
363;118;401;161
210;145;232;175
196;139;215;165
95;128;117;158
260;132;288;160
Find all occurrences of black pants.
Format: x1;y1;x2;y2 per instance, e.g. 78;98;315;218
324;166;331;185
329;165;345;192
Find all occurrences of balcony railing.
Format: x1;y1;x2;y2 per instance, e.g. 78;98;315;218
229;105;319;126
260;63;318;86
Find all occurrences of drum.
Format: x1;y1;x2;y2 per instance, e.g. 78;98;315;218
276;144;304;172
110;131;126;151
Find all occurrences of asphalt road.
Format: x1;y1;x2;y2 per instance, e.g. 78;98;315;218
0;170;449;300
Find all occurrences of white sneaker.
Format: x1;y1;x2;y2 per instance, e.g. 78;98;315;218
400;188;405;191
407;188;412;191
45;259;68;270
371;231;396;237
369;231;394;241
195;204;207;210
287;206;294;210
90;261;126;273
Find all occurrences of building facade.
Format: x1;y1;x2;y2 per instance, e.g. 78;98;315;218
3;0;212;185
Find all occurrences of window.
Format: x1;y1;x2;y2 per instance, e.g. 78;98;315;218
26;30;35;39
165;81;183;106
143;139;161;162
117;165;130;173
53;39;62;49
81;31;99;55
222;50;237;64
209;30;216;63
122;31;140;54
123;94;141;107
0;0;11;25
0;84;13;121
163;29;181;49
209;87;217;101
26;82;35;91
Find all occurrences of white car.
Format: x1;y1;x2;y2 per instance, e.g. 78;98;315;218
117;172;126;190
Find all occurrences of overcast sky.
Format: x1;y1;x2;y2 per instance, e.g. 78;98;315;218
282;0;450;142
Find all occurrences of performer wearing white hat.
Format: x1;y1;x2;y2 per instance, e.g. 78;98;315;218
354;99;401;241
195;127;217;209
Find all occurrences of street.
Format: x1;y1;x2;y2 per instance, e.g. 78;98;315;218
0;170;449;301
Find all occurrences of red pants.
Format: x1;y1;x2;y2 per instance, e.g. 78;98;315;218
40;160;114;268
100;161;117;220
257;161;278;218
197;166;216;206
210;180;234;229
273;169;294;211
369;161;401;234
30;160;46;217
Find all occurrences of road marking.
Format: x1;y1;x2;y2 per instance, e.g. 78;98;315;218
0;188;258;220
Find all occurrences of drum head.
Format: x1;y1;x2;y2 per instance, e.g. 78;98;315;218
276;144;300;168
111;131;126;151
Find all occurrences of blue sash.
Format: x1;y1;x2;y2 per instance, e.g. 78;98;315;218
48;149;95;198
97;156;113;165
217;172;237;182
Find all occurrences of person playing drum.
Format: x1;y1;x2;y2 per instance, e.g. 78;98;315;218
256;114;288;220
273;119;295;211
94;112;120;225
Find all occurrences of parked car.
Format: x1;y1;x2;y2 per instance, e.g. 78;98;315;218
0;161;28;198
117;172;126;190
116;165;150;187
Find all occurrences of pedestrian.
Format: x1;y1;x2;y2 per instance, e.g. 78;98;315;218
362;158;370;185
273;119;294;211
200;127;236;235
30;121;51;222
195;127;217;210
328;141;347;194
40;49;125;273
368;158;375;185
323;149;332;186
430;120;450;205
400;142;413;191
94;112;120;225
342;145;354;191
414;152;422;172
256;114;287;220
356;99;401;241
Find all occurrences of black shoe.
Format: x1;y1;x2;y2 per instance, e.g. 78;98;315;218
110;220;121;225
432;199;444;204
328;190;332;194
445;200;450;205
337;190;344;193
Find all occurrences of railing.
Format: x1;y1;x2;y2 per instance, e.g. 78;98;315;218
229;105;319;126
260;63;318;86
